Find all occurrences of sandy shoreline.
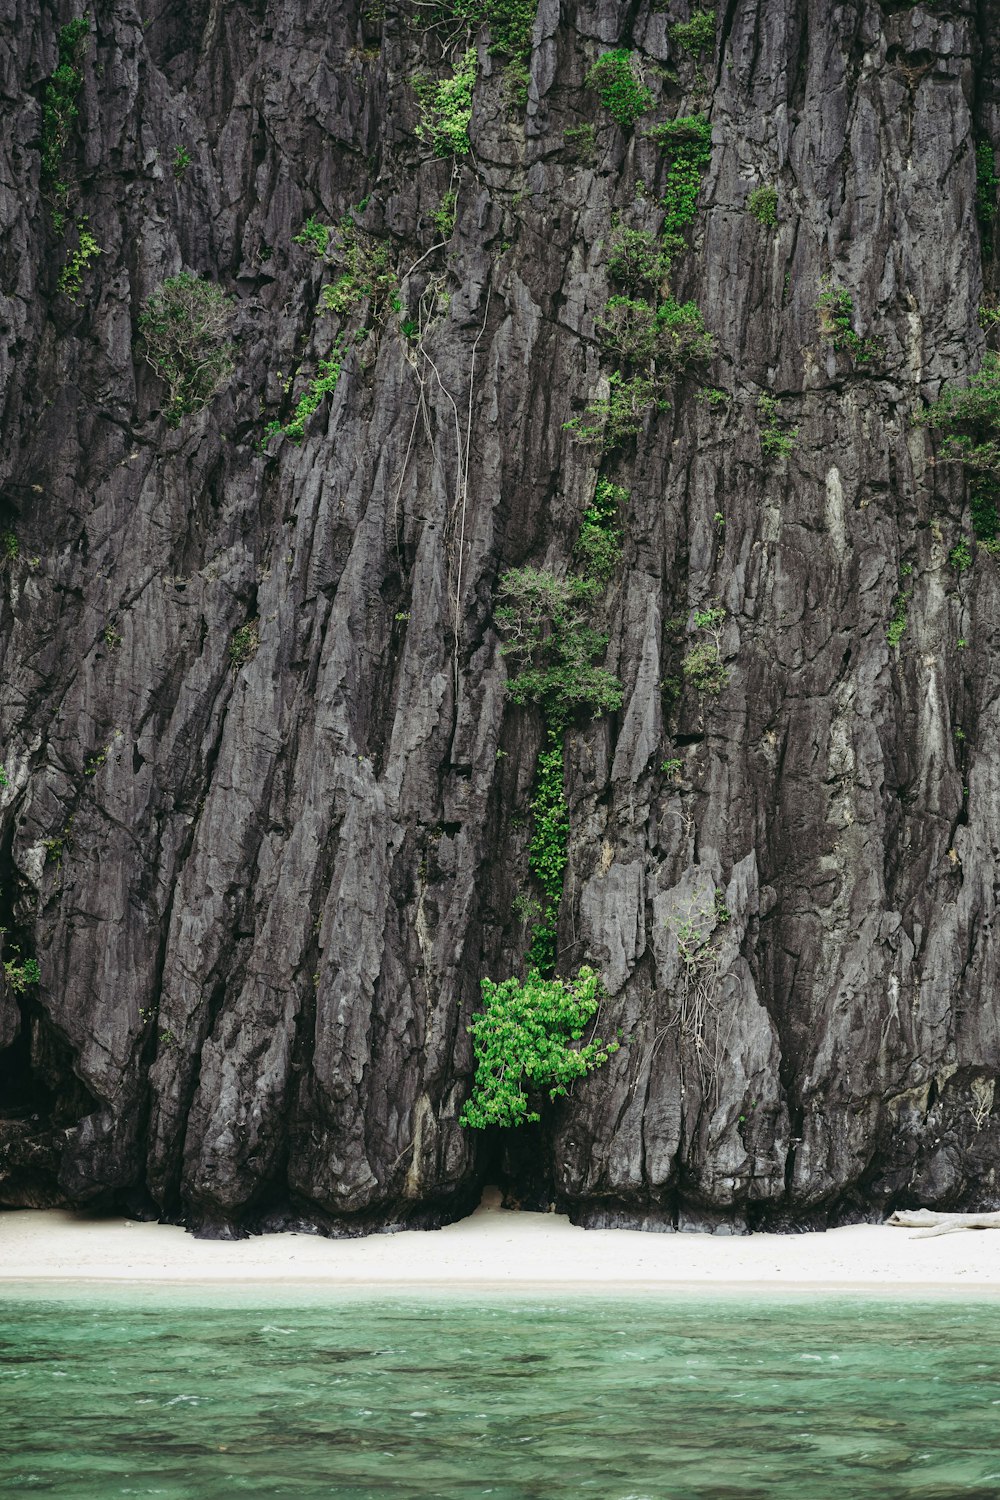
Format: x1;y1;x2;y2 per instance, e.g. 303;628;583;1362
2;1201;999;1294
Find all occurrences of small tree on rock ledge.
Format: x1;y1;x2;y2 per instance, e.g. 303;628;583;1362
139;273;235;426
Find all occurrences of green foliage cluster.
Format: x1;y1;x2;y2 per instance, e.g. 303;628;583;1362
649;114;712;257
264;340;346;445
41;17;90;227
57;219;101;302
682;605;729;694
495;567;623;726
886;584;911;648
230;620;259;669
607;227;668;292
525;731;570;973
563;371;664;451
481;0;536;57
419;0;534;105
459;966;618;1127
2;944;40;994
563;123;596;164
433;188;458;237
575;293;712;450
747;184;778;226
138;273;235;427
653;296;715;374
816;282;880;366
496;478;623;971
669;10;715;55
415;48;478;156
757;393;797;460
596;296;712;369
1;532;17;562
319;224;395;315
293;215;331;256
172;145;192;179
976;141;998;231
585;50;653;131
575;477;625;581
921;352;1000;542
949;536;973;573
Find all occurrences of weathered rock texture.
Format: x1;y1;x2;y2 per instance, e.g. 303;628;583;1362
2;0;1000;1234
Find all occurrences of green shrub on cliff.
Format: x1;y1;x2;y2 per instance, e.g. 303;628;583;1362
138;273;235;426
586;50;653;130
460;966;618;1127
415;48;478;155
921;352;1000;541
41;17;90;226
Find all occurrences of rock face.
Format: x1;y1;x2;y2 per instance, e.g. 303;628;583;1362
2;0;1000;1234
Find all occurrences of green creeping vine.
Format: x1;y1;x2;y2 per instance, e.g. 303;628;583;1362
41;17;90;228
525;732;570;973
886;584;911;648
649;114;712;261
576;477;625;581
459;966;618;1127
920;351;1000;546
585;50;653;130
415;48;478;156
57;218;101;302
461;482;625;1128
264;340;346;445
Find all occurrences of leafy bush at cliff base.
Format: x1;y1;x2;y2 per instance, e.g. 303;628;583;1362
585;50;653;130
460;965;619;1127
138;273;235;426
921;351;1000;540
415;48;478;156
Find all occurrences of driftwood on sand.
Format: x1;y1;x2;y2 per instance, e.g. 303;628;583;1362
888;1209;1000;1238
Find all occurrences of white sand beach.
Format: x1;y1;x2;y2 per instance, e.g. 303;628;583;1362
2;1197;999;1293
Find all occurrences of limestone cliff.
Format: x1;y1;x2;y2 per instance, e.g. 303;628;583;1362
2;0;1000;1234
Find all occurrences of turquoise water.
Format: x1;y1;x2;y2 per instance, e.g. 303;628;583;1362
2;1286;1000;1498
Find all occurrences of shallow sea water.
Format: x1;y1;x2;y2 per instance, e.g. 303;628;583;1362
1;1284;999;1498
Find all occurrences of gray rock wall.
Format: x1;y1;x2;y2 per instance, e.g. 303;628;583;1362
2;0;999;1232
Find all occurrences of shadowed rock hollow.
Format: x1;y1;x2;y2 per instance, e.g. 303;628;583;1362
3;0;1000;1235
